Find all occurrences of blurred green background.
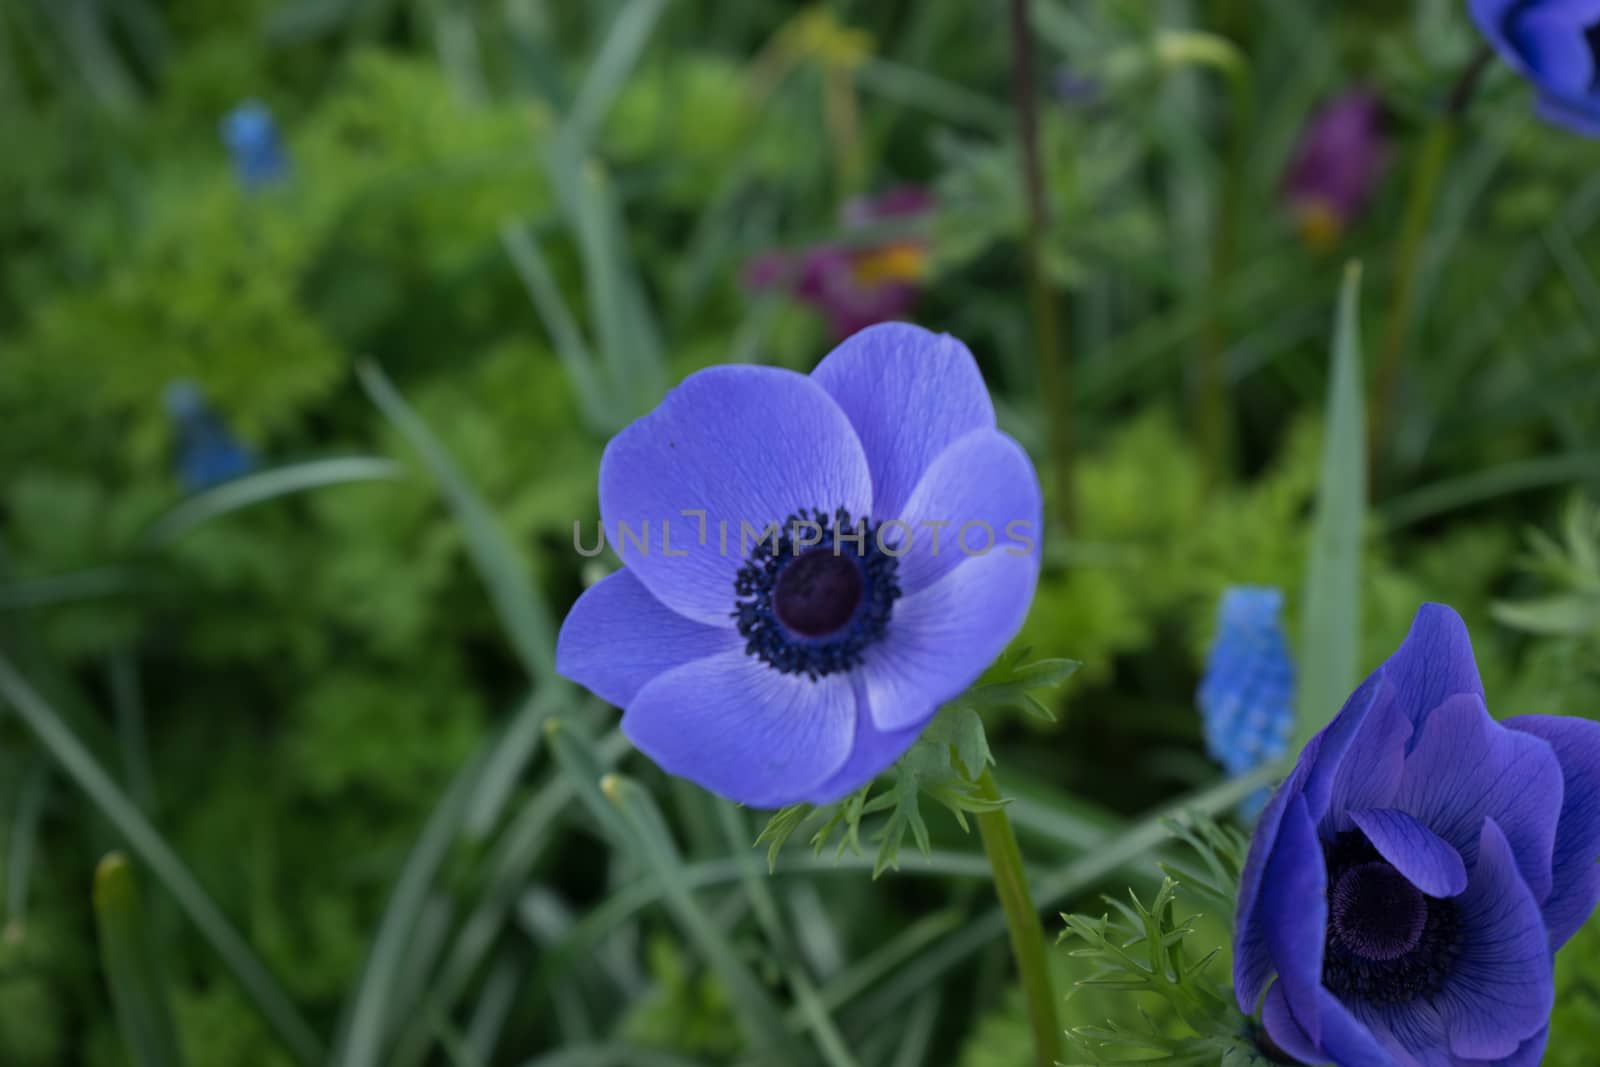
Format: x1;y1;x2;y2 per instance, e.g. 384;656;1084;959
2;0;1599;1064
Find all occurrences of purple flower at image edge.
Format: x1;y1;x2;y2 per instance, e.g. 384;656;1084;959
556;323;1043;809
1471;0;1600;136
1283;91;1388;249
1235;604;1600;1066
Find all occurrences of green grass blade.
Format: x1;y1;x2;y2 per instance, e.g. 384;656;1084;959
601;774;798;1063
356;361;557;683
0;655;324;1067
389;728;630;1067
497;221;613;433
5;759;49;939
0;567;140;611
559;0;671;155
108;649;154;812
1295;263;1367;752
713;804;860;1067
1381;452;1600;531
462;691;557;839
139;457;405;548
333;742;488;1067
94;852;185;1067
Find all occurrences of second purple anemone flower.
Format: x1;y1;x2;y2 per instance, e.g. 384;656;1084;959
556;323;1043;809
1235;604;1600;1066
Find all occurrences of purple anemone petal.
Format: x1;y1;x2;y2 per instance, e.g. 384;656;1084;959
1438;818;1555;1060
1260;985;1401;1067
857;546;1038;733
556;569;739;708
1321;685;1413;831
599;365;872;626
1507;5;1597;96
1352;998;1453;1066
1394;693;1563;902
804;676;923;803
1261;984;1324;1064
1348;808;1469;898
1506;714;1600;948
1235;749;1324;1011
622;648;856;809
1260;795;1328;1042
1473;1025;1551;1067
1468;0;1521;47
810;323;996;519
1536;90;1600;137
1236;670;1394;1011
892;428;1042;595
1374;604;1487;738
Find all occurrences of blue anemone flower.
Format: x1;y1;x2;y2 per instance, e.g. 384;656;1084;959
1471;0;1600;136
556;323;1043;808
1235;604;1600;1067
164;380;254;491
220;100;289;189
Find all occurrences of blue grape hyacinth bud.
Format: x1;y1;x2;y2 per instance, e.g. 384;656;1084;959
163;380;254;492
220;100;289;189
1198;587;1295;817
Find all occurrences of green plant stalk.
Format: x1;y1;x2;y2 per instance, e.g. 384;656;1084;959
0;654;325;1067
973;769;1060;1067
1156;31;1254;485
1198;52;1253;485
1370;44;1493;465
1370;119;1455;464
1008;0;1075;532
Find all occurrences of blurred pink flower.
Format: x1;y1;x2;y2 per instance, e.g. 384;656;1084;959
745;185;934;339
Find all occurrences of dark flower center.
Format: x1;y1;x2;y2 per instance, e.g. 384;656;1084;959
773;549;864;637
1588;23;1600;81
1321;832;1462;1007
1331;862;1428;961
733;508;900;680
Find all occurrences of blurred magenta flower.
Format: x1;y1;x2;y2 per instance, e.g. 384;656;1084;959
1235;604;1600;1066
1283;91;1389;250
745;186;934;339
1197;587;1294;818
163;380;255;491
220;100;289;189
556;323;1042;808
1471;0;1600;136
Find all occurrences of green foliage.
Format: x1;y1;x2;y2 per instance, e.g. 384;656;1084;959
757;652;1078;876
1058;816;1264;1065
621;936;742;1061
1549;920;1600;1067
1495;495;1600;640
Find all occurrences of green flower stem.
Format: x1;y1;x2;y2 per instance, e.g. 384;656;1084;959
973;768;1060;1067
1370;44;1494;467
1008;0;1075;532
